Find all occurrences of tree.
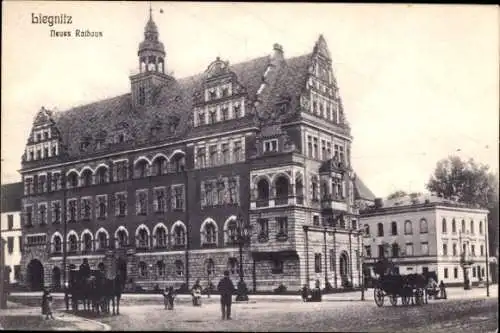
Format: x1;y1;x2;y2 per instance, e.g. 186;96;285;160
387;190;408;200
426;155;499;258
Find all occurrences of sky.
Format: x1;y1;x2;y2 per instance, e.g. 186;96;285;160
1;2;498;198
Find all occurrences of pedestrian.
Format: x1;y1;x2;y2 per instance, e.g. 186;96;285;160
42;288;55;320
301;284;309;302
165;286;175;310
439;280;447;299
192;280;202;306
217;270;235;320
310;280;322;302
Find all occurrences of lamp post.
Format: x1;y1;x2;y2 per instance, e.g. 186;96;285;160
235;212;252;302
0;231;7;309
485;223;490;297
356;228;365;301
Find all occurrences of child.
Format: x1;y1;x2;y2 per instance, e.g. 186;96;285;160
42;289;55;320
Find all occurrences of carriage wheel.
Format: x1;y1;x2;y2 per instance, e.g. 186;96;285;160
374;288;385;307
390;295;398;306
402;295;411;305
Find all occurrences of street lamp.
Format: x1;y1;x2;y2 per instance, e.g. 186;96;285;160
356;228;365;301
235;212;252;302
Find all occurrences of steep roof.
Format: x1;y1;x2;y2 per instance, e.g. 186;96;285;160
1;182;23;213
49;52;312;159
354;176;376;201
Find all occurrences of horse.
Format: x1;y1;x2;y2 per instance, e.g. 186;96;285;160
101;274;123;315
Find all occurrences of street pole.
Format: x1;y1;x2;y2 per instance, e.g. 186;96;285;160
485;222;490;297
184;167;190;291
0;226;7;309
62;173;68;289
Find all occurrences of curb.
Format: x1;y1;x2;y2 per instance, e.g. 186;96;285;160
57;312;111;331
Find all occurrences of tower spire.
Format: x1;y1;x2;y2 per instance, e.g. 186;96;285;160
149;2;152;21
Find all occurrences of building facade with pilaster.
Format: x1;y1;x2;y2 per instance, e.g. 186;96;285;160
19;9;375;292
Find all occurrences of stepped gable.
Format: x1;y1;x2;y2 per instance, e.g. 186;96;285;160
50;52;312;158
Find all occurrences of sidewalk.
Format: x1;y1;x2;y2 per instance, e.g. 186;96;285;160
0;301;110;331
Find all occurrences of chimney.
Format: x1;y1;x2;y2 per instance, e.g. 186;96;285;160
374;198;383;209
272;43;284;62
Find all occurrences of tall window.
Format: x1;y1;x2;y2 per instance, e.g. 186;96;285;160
175;260;184;277
38;175;47;193
155;226;167;248
115;193;127;216
391;243;399;257
68;200;77;222
461;219;466;233
68;235;78;252
203;222;217;245
209;110;217;124
97;196;107;219
221;107;229;121
452;243;457;256
216;179;225;205
404;220;412;235
114;161;128;181
391;222;397;236
233;141;242;162
96;167;107;184
25;206;33;226
311;177;319;201
196;147;206;168
173;186;184;211
277;217;288;235
139;261;147;277
209;145;218;166
258;218;269;241
136;191;148;215
442;218;447;233
7;215;13;230
364;224;370;236
117;230;128;248
314;253;322;273
377;223;384;237
443;243;448;256
221;143;230;164
97;232;107;250
452;219;457;233
82;233;92;252
420;219;428;234
421;242;429;255
52;173;60;191
173;225;185;246
39;204;47;225
470;220;474;234
405;243;414;256
479;221;483;234
81;170;93;187
154;188;166;213
53;236;62;253
137;228;149;249
81;198;91;220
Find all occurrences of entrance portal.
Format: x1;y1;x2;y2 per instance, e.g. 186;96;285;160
339;252;349;279
27;259;44;291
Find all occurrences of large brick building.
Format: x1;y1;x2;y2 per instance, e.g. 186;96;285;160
19;10;375;292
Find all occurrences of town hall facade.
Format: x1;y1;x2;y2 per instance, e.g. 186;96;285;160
19;10;375;292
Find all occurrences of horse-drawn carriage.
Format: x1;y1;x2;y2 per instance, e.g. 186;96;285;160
66;261;123;316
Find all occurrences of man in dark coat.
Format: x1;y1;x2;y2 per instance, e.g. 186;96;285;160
217;270;235;320
80;258;91;279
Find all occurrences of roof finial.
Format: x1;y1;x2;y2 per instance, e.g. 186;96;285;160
149;2;152;21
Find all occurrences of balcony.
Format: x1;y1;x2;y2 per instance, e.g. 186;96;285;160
274;196;289;206
201;242;217;249
321;195;348;211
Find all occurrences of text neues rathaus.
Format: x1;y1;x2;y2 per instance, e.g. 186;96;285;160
19;11;376;292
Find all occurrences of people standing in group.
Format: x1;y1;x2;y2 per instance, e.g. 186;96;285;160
42;288;55;320
217;270;235;320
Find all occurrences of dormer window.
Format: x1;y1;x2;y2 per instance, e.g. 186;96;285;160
36;133;42;142
263;139;278;153
222;87;229;97
96;139;104;150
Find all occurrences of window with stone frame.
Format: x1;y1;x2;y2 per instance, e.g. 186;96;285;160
95;167;108;184
154;188;166;213
172;185;184;211
209;145;218;167
96;196;107;219
25;177;34;195
233;140;242;162
391;222;398;236
157;260;165;276
173;225;186;246
25;206;33;226
216;178;225;205
155;226;167;248
332;178;342;199
51;172;60;191
221;143;230;164
82;233;93;252
276;217;288;241
420;218;428;234
257;218;269;242
38;175;47;193
137;228;149;249
203;222;217;246
97;232;108;250
175;260;184;277
117;229;128;248
81;198;92;220
53;235;62;253
81;170;93;187
196;147;206;169
38;203;47;225
134;160;149;179
233;104;241;118
311;176;319;201
226;220;237;244
404;220;413;235
68;199;77;222
314;253;322;273
221;106;229;121
209;109;217;124
272;259;284;274
228;177;238;205
391;243;399;257
114;161;129;182
139;261;148;277
115;193;127;216
198;110;206;126
364;245;372;258
136;190;148;215
68;234;78;253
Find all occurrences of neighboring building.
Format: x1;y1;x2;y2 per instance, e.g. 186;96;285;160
1;182;24;284
19;9;374;291
361;194;491;286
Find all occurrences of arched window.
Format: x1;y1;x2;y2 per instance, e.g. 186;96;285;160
173;225;186;246
170;153;185;173
420;219;428;234
175;260;184;277
53;235;62;253
117;229;128;248
404;220;412;235
157;260;165;276
203;221;217;246
442;218;447;233
68;234;78;252
67;172;78;188
452;219;457;233
155;226;167;248
295;176;304;199
81;169;93;187
137;227;149;249
82;233;93;252
377;223;384;237
138;261;147;277
134;159;149;178
479;221;483;234
97;231;108;250
152;156;167;176
391;222;397;236
257;179;269;201
95;167;108;184
275;176;289;200
364;224;370;236
226;219;237;244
